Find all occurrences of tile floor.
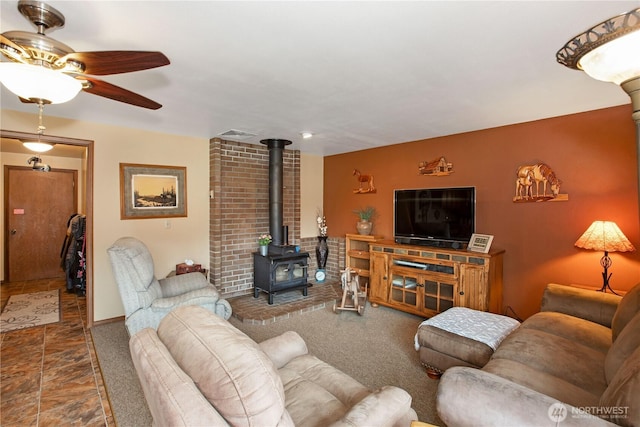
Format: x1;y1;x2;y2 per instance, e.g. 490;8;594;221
0;277;341;426
0;277;114;426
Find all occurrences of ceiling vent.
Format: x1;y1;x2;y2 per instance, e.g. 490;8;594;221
217;129;257;139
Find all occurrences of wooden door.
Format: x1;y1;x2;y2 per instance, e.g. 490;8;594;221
6;166;77;281
369;252;389;304
458;264;487;311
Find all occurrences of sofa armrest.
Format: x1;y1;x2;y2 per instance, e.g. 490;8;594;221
437;367;617;427
541;283;620;328
159;272;212;298
259;331;308;369
151;287;220;310
330;386;417;427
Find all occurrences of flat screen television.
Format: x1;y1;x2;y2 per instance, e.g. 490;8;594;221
394;187;476;249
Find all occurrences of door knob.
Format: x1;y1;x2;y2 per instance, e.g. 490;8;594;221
11;229;17;235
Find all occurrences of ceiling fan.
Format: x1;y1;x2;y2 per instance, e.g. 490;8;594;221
0;0;170;109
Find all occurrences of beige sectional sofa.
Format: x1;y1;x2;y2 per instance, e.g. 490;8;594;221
437;282;640;427
129;305;418;427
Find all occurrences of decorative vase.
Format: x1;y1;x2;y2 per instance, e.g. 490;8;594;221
356;221;372;235
316;236;328;269
259;245;268;256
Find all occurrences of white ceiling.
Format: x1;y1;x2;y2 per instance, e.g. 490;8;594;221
1;1;637;156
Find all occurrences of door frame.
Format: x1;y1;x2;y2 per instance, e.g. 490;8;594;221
2;129;94;328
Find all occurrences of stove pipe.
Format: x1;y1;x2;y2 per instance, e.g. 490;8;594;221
260;138;292;246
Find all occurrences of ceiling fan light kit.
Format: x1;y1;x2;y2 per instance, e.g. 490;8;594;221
0;0;170;109
0;62;82;103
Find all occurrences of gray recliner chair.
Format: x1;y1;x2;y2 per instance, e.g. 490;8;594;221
107;236;231;336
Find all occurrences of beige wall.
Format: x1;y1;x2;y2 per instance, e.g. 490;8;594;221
301;153;323;238
2;110;210;322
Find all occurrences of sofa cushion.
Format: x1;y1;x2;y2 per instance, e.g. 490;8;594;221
520;311;612;354
612;282;640;341
157;306;291;427
490;327;608;394
600;346;640;427
605;311;640;384
483;358;601;408
278;354;370;426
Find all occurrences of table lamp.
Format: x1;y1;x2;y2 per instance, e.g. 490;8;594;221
574;221;636;294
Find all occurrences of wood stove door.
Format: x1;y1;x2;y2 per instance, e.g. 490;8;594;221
273;260;307;288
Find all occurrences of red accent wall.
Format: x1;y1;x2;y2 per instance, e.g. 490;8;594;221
324;105;640;319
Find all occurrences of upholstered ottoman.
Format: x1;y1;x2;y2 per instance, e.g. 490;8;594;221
414;307;520;378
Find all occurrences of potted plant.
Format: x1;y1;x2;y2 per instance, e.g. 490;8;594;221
353;206;376;235
258;234;272;256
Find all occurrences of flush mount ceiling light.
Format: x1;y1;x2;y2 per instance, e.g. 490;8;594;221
300;132;313;139
557;8;640;223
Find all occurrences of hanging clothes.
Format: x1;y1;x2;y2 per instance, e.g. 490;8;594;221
60;213;86;296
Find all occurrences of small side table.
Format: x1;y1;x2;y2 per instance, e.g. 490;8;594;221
166;269;207;278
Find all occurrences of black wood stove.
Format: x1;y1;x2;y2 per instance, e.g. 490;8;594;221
253;139;310;304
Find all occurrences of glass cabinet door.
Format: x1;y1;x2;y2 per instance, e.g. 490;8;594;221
423;279;455;313
390;273;418;307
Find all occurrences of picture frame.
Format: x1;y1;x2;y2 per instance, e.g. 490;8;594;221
120;163;187;219
467;233;494;253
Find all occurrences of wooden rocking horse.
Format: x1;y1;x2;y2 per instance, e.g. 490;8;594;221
333;267;367;315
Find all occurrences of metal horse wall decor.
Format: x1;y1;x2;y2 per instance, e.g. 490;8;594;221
514;162;568;202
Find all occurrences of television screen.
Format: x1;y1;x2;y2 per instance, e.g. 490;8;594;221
394;187;475;246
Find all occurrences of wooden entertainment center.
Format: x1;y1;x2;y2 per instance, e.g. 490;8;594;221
367;240;504;318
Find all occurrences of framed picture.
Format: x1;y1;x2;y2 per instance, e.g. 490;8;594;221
467;233;494;253
120;163;187;219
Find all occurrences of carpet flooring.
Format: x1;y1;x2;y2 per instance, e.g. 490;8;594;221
92;302;443;426
0;289;60;332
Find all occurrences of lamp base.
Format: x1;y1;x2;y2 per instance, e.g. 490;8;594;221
596;282;620;296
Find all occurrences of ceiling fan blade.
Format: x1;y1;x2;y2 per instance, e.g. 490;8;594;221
60;51;169;75
80;77;162;110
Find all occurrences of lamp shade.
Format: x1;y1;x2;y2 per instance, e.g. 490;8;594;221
579;30;640;85
0;62;82;104
574;221;636;253
557;8;640;85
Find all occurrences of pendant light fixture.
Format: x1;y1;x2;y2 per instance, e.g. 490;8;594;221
22;101;54;153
